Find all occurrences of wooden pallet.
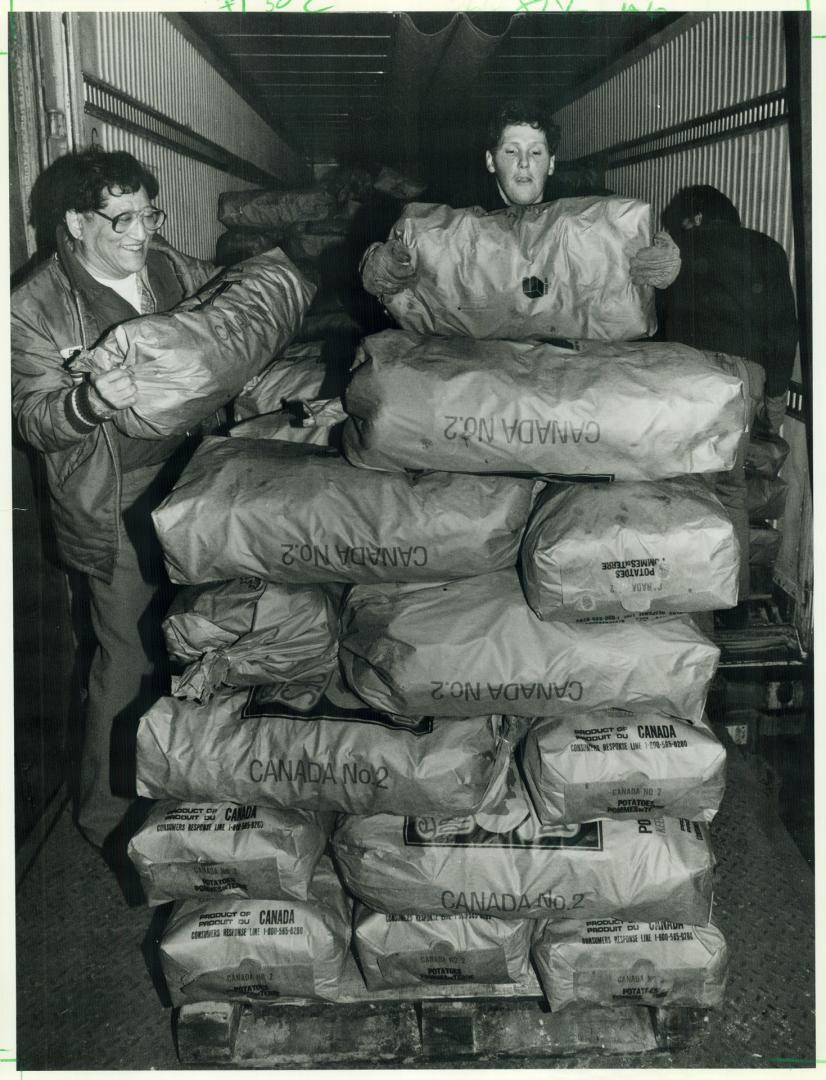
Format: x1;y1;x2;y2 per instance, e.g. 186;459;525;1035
175;961;707;1067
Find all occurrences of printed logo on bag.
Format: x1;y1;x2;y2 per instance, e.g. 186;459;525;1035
242;685;434;735
403;816;603;850
521;275;549;299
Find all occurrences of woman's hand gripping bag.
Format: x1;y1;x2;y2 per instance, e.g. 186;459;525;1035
69;248;315;437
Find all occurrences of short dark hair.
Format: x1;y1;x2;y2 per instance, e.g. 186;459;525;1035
29;147;159;240
662;184;742;233
485;98;561;155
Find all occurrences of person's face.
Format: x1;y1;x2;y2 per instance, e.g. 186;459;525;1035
485;123;555;206
65;185;152;279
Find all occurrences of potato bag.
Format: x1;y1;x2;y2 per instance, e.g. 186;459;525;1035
332;811;714;925
70;249;315;438
531;917;728;1011
340;569;719;721
152;439;535;586
136;679;513;817
383;198;656;340
230;398;346;447
520;713;726;825
234;341;345;418
520;477;738;616
127;801;330;906
353;904;533;990
218;186;337;230
342;331;747;480
162;577;341;704
159;857;350;1006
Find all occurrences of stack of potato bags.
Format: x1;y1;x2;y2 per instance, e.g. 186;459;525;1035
134;196;748;1014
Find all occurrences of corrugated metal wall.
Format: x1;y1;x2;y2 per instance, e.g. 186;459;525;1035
88;12;292;179
555;12;786;159
605;125;795;277
554;10;811;619
79;13;299;261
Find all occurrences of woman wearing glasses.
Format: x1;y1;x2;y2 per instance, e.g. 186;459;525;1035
12;148;216;858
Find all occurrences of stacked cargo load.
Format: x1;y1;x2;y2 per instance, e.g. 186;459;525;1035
132;194;746;1019
333;197;745;1012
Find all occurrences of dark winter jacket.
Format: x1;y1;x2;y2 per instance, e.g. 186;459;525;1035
11;230;216;582
661;223;798;398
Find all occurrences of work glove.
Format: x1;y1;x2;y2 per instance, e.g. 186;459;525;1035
629;230;682;289
360;239;417;298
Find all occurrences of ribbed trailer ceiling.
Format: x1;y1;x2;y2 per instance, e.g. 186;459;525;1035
185;11;679;171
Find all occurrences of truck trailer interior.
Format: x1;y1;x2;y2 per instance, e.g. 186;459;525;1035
10;5;815;1070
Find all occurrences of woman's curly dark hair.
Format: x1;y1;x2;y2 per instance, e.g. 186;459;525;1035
485;98;561;154
29;147;159;243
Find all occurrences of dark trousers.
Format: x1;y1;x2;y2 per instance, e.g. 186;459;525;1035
77;461;173;848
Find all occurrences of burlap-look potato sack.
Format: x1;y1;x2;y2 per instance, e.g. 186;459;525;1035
520;714;726;825
127;800;330;906
159;857;351;1006
340;569;719;720
152;439;536;586
230;399;347;447
520;477;738;616
353;904;533;990
332;811;714;924
744;432;791;480
234;342;343;419
69;249;315;439
383;198;656;340
531;917;728;1011
162;578;341;704
135;679;512;816
342;332;747;480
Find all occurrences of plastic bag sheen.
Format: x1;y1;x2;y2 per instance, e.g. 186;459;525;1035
127;800;330;906
520;477;738;616
340;569;719;721
152;439;536;586
159;857;350;1006
162;578;341;704
520;713;726;825
234;341;344;418
135;679;512;817
353;904;533;990
230;398;346;447
342;331;747;480
69;248;314;438
531;917;728;1011
383;198;656;340
332;811;714;924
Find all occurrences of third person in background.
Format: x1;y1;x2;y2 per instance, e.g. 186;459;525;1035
659;184;799;615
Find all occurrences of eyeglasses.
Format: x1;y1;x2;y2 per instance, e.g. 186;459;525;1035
91;207;167;234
